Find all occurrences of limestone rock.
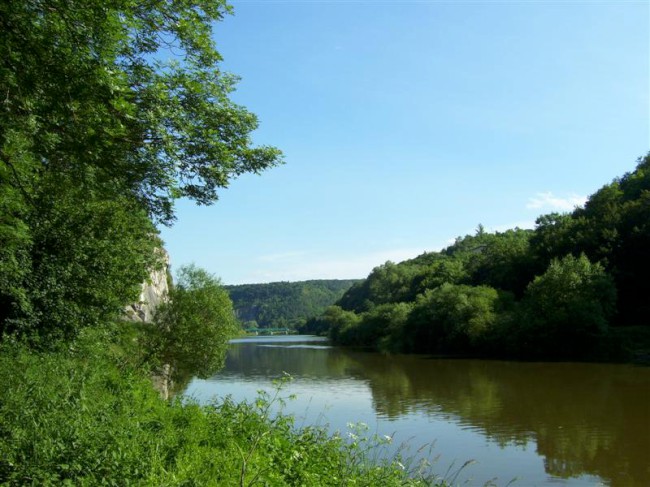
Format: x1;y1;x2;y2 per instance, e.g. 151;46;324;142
124;249;170;323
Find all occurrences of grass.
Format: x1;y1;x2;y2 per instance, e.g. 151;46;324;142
0;324;446;486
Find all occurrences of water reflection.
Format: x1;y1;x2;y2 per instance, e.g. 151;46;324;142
350;355;650;486
185;336;650;486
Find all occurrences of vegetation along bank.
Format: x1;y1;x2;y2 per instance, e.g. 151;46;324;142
303;155;650;362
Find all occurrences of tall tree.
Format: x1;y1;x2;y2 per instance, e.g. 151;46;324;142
1;0;282;223
0;0;282;342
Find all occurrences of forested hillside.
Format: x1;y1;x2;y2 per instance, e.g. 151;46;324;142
305;154;650;360
226;280;359;329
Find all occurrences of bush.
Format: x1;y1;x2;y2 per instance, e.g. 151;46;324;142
146;264;239;381
322;306;362;345
517;254;616;358
404;284;503;354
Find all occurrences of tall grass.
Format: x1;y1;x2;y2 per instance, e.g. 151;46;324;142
0;324;443;486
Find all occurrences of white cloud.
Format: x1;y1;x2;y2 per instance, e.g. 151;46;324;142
526;192;586;211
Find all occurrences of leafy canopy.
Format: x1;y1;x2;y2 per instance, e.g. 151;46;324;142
1;0;283;224
148;265;239;380
0;0;282;343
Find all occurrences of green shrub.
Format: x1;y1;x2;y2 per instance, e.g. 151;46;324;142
518;254;616;358
323;306;362;344
404;284;502;354
0;325;441;486
145;264;239;381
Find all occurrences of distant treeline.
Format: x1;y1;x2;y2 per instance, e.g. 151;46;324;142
225;280;360;329
303;154;650;360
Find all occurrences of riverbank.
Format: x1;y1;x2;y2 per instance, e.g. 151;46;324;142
323;324;650;365
0;323;443;486
186;334;650;486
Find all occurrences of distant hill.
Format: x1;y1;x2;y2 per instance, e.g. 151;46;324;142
224;279;360;329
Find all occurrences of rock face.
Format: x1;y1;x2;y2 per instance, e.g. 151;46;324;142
124;248;174;400
124;249;170;323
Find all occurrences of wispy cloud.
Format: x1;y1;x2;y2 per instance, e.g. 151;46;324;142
526;192;586;212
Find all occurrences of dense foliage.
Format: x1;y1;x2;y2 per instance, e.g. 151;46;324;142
225;280;359;330
0;325;442;486
311;154;649;360
0;0;282;345
145;265;239;385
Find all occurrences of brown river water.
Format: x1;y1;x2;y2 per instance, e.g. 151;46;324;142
183;335;650;486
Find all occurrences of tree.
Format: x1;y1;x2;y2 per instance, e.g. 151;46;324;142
320;306;361;344
148;265;239;380
337;261;421;313
18;175;160;342
1;0;282;224
466;229;535;297
529;212;581;275
1;0;282;343
361;302;413;352
404;284;503;354
529;153;650;326
519;254;616;358
605;154;650;325
416;256;468;293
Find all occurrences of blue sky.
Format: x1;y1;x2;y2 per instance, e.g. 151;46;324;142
159;0;649;285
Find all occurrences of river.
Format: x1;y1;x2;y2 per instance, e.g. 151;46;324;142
182;335;650;486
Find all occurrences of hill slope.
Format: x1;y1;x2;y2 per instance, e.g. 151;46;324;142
225;280;360;329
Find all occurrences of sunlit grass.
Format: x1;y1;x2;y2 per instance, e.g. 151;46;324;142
0;324;450;486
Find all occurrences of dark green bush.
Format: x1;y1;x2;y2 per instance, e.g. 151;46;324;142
404;284;503;354
517;254;616;358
